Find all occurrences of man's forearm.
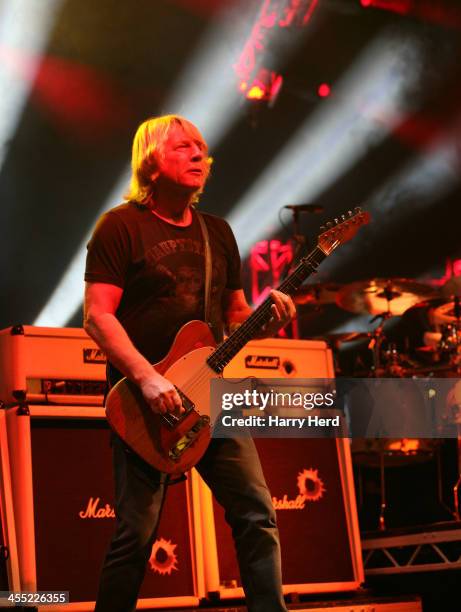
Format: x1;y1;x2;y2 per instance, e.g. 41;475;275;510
84;313;154;385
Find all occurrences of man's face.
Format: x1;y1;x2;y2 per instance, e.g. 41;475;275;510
153;124;209;192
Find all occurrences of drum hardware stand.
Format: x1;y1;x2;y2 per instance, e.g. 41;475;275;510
368;310;394;377
450;370;461;523
368;281;399;376
369;286;406;529
368;305;397;530
353;450;387;531
453;299;461;521
442;296;461;520
378;451;387;531
452;417;461;522
425;386;455;521
358;311;390;531
449;296;461;369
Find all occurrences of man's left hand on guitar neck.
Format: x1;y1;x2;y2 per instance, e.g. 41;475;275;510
224;288;296;338
258;289;297;338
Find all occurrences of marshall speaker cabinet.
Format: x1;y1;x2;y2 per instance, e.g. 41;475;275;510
200;437;363;599
0;326;206;610
198;339;364;600
6;406;206;611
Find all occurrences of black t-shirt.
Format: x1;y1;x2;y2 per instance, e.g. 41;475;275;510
84;201;242;364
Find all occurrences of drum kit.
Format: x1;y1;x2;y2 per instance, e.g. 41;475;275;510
293;276;461;376
293;276;461;529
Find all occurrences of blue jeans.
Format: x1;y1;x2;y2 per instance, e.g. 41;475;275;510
94;434;287;612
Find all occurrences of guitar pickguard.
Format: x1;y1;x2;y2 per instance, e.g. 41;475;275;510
164;346;218;420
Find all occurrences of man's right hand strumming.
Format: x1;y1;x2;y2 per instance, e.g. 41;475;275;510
138;371;184;415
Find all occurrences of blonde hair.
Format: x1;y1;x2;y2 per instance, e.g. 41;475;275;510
125;114;212;205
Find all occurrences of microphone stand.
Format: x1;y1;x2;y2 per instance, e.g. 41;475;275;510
290;207;310;269
282;208;319;339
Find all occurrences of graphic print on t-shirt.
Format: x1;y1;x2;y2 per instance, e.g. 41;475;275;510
144;237;206;318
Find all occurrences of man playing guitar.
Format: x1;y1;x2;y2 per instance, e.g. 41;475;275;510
84;114;296;612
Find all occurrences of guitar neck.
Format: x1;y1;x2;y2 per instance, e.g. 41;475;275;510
207;245;327;374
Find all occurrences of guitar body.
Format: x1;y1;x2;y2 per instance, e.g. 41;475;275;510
105;321;219;476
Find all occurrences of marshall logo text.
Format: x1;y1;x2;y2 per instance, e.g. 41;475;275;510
245;355;280;369
83;348;107;364
79;497;115;519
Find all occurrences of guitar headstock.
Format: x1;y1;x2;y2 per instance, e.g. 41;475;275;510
318;207;370;256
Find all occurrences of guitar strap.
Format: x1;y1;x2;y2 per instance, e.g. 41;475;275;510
196;211;212;327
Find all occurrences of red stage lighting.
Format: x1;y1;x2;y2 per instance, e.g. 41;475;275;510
235;0;320;102
242;69;283;105
317;83;331;98
247;85;266;100
249;239;297;337
359;1;412;17
359;1;461;28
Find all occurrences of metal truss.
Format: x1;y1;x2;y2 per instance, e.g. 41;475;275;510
362;524;461;574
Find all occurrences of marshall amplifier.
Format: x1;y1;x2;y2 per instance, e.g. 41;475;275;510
0;326;106;406
223;338;335;379
5;406;205;610
200;438;363;599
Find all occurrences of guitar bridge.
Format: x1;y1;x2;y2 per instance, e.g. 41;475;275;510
168;415;210;461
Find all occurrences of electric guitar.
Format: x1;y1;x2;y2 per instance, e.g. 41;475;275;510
105;208;370;475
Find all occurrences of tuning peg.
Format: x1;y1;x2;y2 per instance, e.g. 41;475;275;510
334;218;339;224
320;225;325;232
348;210;353;216
354;206;362;213
326;221;333;228
341;214;346;221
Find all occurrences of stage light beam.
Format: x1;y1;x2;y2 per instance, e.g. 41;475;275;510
0;0;62;170
34;170;131;327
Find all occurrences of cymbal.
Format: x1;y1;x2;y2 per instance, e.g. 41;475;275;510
319;332;370;344
433;300;461;324
336;279;439;316
293;283;341;305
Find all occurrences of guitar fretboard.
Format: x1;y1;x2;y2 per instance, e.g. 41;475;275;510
207;246;327;373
